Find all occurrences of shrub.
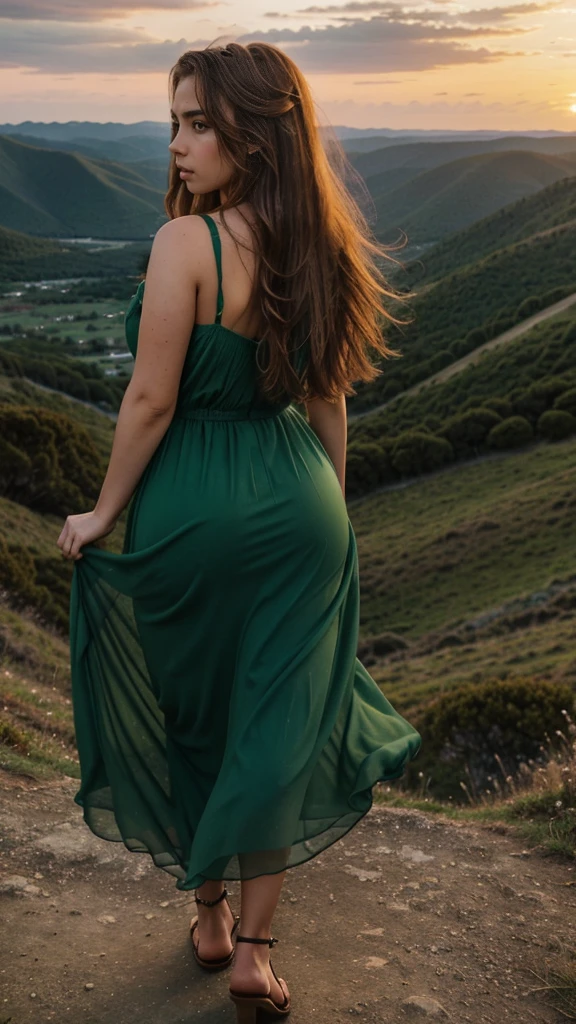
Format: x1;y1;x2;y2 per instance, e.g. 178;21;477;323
0;348;23;377
440;407;502;456
467;327;488;347
346;440;396;498
516;296;542;318
449;337;474;359
0;539;71;633
513;377;571;421
537;409;576;441
0;404;104;515
487;415;533;450
391;430;454;477
554;387;576;417
482;397;513;418
404;676;575;802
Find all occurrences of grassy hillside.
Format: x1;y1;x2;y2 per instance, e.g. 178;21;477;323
370;150;576;247
0;223;150;280
344;301;576;502
0;135;166;239
351;194;576;411
351;432;575;640
403;174;576;286
350;302;576;438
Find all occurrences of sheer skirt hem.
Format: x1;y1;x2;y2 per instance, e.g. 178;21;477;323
73;753;414;891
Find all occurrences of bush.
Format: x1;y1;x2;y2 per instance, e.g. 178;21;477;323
391;430;454;477
0;404;104;515
554;387;576;417
440;407;502;456
346;440;396;498
0;348;23;377
513;377;571;421
482;396;513;419
537;409;576;441
487;415;533;450
404;676;575;801
466;327;488;347
516;296;542;318
0;538;71;633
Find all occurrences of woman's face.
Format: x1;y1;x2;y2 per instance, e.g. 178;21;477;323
168;75;234;196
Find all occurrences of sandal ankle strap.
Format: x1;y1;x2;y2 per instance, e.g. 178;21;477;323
194;886;229;907
236;934;278;947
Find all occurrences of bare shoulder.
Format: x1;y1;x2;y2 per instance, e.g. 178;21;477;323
150;215;211;272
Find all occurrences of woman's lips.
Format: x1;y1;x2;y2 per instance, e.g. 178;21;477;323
179;169;193;178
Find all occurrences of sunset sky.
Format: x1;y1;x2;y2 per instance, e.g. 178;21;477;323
0;0;575;130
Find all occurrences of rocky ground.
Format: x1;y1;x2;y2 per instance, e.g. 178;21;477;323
1;772;575;1024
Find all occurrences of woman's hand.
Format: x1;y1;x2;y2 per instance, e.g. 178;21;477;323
57;510;117;561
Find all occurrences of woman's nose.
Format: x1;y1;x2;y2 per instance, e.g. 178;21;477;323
169;134;185;156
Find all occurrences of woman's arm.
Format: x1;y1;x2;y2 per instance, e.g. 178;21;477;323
57;216;205;560
304;394;347;499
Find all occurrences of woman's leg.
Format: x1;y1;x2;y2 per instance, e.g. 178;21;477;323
193;879;237;960
229;853;290;1005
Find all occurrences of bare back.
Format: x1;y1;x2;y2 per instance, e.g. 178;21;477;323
194;206;261;340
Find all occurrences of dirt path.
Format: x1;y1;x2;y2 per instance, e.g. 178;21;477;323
349;291;576;423
1;772;574;1024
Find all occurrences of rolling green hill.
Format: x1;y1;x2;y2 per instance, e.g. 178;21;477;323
0;120;169;143
5;132;169;166
0;223;151;281
0;135;166;239
402;174;576;286
344;297;576;502
351;174;576;412
352;133;576;181
370;149;576;247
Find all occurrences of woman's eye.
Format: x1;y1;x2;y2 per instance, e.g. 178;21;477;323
193;121;207;132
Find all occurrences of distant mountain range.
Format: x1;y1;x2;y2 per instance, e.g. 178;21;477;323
0;135;165;239
0;122;575;247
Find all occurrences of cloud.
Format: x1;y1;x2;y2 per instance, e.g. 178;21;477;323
0;0;218;20
236;19;532;75
0;4;540;76
295;0;561;16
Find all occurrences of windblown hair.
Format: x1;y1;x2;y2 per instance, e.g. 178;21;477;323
166;41;414;405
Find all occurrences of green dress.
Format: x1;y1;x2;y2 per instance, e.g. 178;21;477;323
69;213;422;890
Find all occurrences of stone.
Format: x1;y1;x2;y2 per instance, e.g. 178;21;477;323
399;846;435;864
96;914;116;924
0;875;41;897
364;957;388;968
85;983;95;991
401;994;449;1017
342;864;382;882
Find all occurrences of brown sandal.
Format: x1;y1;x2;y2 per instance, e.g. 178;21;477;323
229;935;291;1021
189;886;240;972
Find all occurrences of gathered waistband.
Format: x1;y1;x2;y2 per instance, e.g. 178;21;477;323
174;404;291;422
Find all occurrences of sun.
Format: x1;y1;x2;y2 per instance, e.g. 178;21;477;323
571;104;576;114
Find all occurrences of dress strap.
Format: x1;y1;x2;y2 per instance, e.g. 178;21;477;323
199;214;224;325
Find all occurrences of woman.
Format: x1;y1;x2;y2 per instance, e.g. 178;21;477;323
57;41;422;1022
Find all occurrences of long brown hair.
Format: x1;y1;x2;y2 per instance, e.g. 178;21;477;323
166;41;414;405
